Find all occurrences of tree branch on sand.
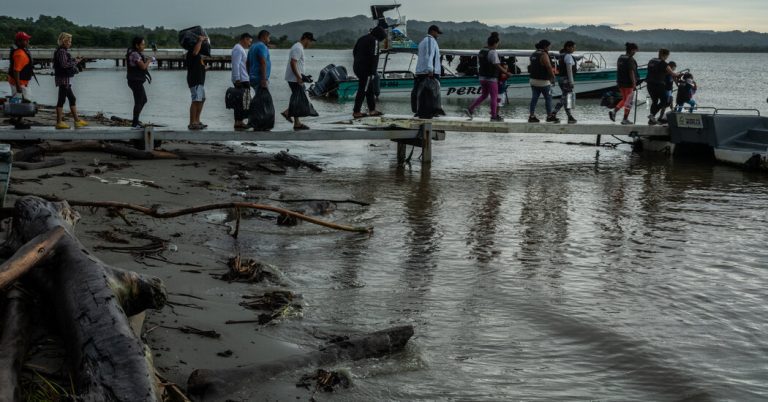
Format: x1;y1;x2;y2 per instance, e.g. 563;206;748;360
7;190;374;235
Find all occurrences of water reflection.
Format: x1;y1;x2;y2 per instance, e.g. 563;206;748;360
465;178;504;264
517;172;571;286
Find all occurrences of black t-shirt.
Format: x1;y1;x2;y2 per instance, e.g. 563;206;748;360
646;58;669;84
186;52;205;87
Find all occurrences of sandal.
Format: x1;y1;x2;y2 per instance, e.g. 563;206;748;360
368;110;384;117
188;123;202;130
280;111;293;123
293;124;310;131
352;112;368;119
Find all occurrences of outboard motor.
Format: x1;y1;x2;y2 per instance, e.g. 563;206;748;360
309;64;348;97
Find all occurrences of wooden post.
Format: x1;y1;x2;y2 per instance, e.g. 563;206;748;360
115;59;119;67
595;134;602;146
143;126;154;151
421;123;432;164
397;142;406;165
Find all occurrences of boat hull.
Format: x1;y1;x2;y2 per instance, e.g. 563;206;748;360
336;68;648;101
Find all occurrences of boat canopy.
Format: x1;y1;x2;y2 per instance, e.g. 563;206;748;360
385;47;584;60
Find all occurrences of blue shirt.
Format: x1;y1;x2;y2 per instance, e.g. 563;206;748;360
415;35;440;75
248;41;271;84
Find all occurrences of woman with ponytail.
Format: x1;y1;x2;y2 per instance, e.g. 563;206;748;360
465;32;507;121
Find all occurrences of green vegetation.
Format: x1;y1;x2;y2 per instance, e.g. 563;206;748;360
0;15;299;49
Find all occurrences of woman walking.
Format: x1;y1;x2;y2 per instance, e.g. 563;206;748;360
528;40;557;123
53;32;87;129
126;36;152;129
608;42;639;125
465;32;507;121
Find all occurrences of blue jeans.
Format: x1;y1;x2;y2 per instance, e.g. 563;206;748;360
675;99;697;113
530;85;552;115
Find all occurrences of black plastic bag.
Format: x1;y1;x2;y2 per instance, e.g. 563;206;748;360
288;85;319;118
248;87;275;131
225;87;243;109
179;26;211;56
412;77;441;118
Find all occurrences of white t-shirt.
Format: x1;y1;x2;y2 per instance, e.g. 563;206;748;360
284;42;305;82
231;43;248;83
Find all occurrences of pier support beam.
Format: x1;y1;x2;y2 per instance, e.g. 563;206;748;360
397;142;407;164
420;123;432;165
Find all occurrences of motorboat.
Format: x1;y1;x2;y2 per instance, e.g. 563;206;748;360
311;4;648;102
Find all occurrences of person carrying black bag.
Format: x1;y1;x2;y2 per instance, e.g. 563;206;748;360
230;33;252;130
283;32;317;130
411;25;443;119
247;30;275;131
352;26;387;119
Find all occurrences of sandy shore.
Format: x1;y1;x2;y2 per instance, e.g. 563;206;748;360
6;137;365;400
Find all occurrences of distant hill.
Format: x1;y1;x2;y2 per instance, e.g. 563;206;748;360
2;15;768;52
210;16;768;52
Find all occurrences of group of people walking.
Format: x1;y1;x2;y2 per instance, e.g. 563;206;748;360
607;43;697;125
6;27;699;131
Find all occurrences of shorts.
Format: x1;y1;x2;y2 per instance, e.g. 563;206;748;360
190;85;206;102
10;84;31;100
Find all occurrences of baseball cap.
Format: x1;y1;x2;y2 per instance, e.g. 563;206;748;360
428;25;442;34
301;32;317;42
15;32;32;41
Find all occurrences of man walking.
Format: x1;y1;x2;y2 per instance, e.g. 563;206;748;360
283;32;316;130
352;26;387;118
186;34;208;130
412;25;442;118
247;30;274;131
231;32;252;130
7;31;34;101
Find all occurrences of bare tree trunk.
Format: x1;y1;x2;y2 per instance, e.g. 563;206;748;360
187;325;414;400
7;196;166;401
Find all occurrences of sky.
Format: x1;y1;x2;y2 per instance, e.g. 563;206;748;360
5;0;768;32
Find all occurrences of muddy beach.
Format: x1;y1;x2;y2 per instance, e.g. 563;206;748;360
1;111;411;400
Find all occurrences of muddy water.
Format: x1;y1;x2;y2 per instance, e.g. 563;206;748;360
228;135;767;400
8;51;768;400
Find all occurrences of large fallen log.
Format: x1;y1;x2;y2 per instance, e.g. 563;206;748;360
0;226;65;291
6;196;166;401
187;325;414;400
13;141;178;161
0;289;29;402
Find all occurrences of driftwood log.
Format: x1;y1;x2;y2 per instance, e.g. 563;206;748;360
13;141;178;162
0;289;29;402
6;196;167;401
187;325;414;400
7;190;374;234
0;226;65;291
12;157;67;170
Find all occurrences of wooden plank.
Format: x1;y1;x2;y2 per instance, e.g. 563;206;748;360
0;127;421;142
355;115;669;137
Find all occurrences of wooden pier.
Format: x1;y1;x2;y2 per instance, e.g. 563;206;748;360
0;48;232;70
0;115;670;165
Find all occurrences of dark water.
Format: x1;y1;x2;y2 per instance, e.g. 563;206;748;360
7;50;768;400
228;134;768;401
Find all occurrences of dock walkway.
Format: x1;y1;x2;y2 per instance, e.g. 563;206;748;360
1;114;669;164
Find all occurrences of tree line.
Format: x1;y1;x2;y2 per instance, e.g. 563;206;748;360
0;15;296;49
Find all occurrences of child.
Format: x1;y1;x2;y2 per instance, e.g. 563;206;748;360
675;72;697;113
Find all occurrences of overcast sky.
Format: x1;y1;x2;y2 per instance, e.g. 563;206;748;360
5;0;767;32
